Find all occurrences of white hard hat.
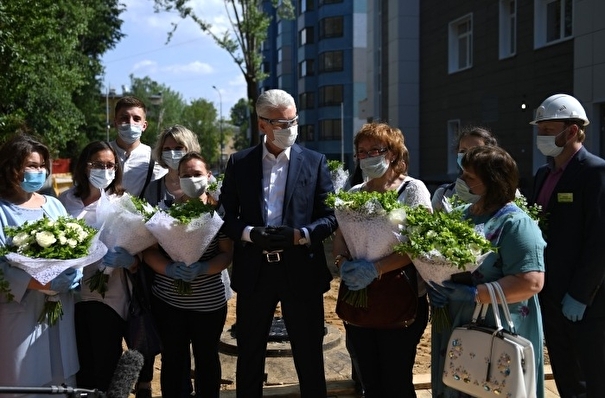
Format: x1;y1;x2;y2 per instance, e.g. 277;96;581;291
530;94;590;126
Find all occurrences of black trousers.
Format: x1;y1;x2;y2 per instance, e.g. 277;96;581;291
345;295;429;398
541;295;605;398
75;301;125;392
235;261;327;398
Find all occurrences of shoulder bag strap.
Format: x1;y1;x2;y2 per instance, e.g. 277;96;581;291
397;180;411;196
491;281;517;334
139;155;155;199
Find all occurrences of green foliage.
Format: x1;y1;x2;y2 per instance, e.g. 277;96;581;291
180;98;220;166
326;190;403;215
129;196;158;222
230;98;252;150
0;0;125;156
0;269;14;302
394;206;494;270
168;199;215;224
327;160;344;172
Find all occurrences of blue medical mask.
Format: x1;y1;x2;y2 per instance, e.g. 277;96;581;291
162;150;186;170
118;124;144;144
455;178;481;204
456;153;464;170
21;170;47;193
89;169;115;189
360;155;389;179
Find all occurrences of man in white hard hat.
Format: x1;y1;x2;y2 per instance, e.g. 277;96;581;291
529;93;605;397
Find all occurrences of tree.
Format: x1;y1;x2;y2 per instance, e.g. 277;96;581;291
0;0;124;156
152;0;294;146
230;98;252;151
180;99;221;169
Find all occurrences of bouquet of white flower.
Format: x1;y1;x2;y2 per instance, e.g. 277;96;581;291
326;190;405;307
327;160;350;193
1;215;107;325
145;199;223;294
206;175;223;203
88;193;158;297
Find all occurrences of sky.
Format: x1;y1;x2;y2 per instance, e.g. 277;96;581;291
101;0;247;118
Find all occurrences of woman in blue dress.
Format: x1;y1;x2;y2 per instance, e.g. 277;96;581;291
0;134;83;396
428;145;546;398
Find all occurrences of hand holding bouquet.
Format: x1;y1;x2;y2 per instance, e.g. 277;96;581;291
326;189;405;307
145;199;223;294
1;215;107;325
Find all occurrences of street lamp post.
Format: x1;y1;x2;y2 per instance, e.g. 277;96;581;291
149;92;164;134
212;85;224;172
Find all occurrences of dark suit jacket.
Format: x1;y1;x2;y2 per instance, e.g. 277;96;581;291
219;143;337;297
530;147;605;317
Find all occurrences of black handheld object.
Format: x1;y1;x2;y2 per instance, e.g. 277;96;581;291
106;350;144;398
0;385;103;396
450;271;473;286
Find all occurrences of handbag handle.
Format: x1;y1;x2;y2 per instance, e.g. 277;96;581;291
471;283;504;333
490;281;518;335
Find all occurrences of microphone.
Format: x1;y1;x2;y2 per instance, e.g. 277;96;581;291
106;350;144;398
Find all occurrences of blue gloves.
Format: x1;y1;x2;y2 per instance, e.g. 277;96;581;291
165;261;210;282
562;293;586;322
427;281;477;308
103;246;135;268
50;268;83;293
340;259;378;291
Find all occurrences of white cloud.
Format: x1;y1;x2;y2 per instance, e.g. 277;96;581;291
162;61;213;75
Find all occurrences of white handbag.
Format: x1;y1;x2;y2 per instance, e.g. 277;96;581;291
442;282;537;398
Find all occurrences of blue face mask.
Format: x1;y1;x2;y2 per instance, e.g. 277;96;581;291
21;170;47;193
456;153;464;170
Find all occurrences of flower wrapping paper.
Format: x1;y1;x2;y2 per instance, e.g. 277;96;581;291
334;200;405;262
96;194;158;256
6;233;108;285
145;210;224;266
411;250;491;286
330;166;349;193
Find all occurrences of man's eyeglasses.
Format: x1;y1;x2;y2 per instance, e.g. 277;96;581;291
87;162;116;170
354;148;388;160
259;115;299;129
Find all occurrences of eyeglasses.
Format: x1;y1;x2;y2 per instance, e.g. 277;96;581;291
354;148;388;160
87;162;116;170
259;115;299;129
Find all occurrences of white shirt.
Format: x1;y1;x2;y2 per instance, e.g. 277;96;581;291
110;141;167;197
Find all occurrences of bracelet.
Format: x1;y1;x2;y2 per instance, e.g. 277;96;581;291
474;286;481;304
334;254;346;268
374;261;383;280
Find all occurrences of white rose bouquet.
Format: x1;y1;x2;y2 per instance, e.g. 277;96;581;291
394;206;494;330
326;189;405;307
1;215;107;325
88;193;158;297
327;160;350;192
145;199;224;294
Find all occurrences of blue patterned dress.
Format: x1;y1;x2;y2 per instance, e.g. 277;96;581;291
430;202;546;398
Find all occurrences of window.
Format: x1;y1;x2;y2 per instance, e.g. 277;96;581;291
319;85;343;106
300;0;314;13
448;14;473;73
320;0;343;4
534;0;573;47
499;0;516;58
299;92;315;110
299;27;314;46
319;16;344;38
319;51;343;73
299;59;315;76
262;62;270;74
277;48;283;63
299;125;315;142
447;120;461;174
319;119;342;140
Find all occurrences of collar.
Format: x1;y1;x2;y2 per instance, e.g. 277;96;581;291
548;146;582;172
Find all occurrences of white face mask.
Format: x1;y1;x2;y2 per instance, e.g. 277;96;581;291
360;154;389;179
455;178;481;204
89;169;115;189
536;126;569;157
272;125;298;150
180;176;208;198
162;150;186;170
118;124;144;144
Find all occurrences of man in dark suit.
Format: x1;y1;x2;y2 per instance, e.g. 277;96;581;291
529;93;605;397
219;89;337;398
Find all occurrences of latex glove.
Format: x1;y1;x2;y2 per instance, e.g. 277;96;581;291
165;261;210;282
561;293;586;322
431;281;477;305
426;282;449;308
103;246;135;268
50;268;83;293
340;259;378;291
250;227;285;251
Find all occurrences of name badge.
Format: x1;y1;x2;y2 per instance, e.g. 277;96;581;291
558;193;573;203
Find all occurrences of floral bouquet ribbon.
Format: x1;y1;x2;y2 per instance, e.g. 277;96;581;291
145;199;224;294
326;190;406;307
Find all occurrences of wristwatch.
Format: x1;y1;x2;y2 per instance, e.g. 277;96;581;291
298;237;309;245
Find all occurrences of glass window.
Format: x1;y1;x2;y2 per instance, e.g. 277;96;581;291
299;92;315;110
319;119;342;140
319;51;343;73
319;85;343;106
299;27;314;45
498;0;516;59
299;59;315;76
299;125;315;142
534;0;573;47
448;14;473;73
319;16;344;38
